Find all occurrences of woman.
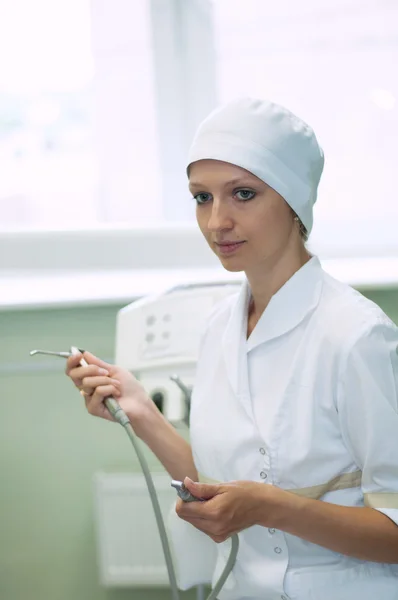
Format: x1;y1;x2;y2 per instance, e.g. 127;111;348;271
66;98;398;599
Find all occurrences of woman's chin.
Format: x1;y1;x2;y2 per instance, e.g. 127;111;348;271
218;258;245;272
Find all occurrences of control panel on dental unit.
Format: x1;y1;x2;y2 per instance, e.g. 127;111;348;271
115;281;242;425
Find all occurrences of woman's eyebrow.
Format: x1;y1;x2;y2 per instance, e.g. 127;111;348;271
189;177;258;190
188;181;204;190
224;177;258;187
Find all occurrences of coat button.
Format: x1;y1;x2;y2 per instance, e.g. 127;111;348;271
260;471;267;479
274;547;282;554
259;447;266;455
268;528;275;534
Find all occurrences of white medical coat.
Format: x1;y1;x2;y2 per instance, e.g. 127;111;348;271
169;255;398;600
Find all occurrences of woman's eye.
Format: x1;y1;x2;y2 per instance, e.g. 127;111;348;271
193;193;211;205
236;189;255;201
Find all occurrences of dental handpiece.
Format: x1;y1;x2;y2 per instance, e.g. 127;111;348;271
30;346;130;426
171;480;202;503
72;347;131;426
29;346;238;600
30;345;181;600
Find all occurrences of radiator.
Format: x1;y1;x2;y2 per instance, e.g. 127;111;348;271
93;471;177;587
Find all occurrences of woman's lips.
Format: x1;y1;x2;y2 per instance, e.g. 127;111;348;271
215;241;246;255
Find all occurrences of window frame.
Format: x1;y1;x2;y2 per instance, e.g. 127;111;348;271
1;0;398;281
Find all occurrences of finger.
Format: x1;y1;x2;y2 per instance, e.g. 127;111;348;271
180;514;230;543
176;514;221;542
81;376;121;396
82;351;112;371
86;384;122;414
183;477;222;500
84;394;112;421
68;364;110;388
176;501;207;522
65;352;85;375
175;496;206;515
176;498;210;520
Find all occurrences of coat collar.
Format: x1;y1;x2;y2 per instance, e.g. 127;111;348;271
221;256;324;398
246;255;324;351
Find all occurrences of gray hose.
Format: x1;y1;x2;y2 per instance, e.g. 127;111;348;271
74;348;239;599
123;422;239;600
30;346;239;598
206;533;239;600
123;423;181;600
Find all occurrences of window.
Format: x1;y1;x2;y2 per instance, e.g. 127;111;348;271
0;0;101;227
0;0;216;229
1;0;397;266
213;0;398;254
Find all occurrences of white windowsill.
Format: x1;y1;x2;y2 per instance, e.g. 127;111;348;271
1;256;397;311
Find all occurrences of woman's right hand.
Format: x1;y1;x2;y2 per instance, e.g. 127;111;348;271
65;350;154;428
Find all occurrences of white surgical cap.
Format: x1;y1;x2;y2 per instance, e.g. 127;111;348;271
187;97;324;234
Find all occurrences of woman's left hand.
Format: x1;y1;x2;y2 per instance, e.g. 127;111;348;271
175;477;284;543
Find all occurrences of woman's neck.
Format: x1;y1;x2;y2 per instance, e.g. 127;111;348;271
246;246;311;335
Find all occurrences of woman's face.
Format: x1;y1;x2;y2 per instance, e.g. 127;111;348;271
189;159;300;274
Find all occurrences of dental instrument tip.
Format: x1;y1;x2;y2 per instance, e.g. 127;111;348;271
29;349;72;358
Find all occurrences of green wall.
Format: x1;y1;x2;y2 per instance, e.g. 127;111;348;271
0;304;198;600
1;288;397;600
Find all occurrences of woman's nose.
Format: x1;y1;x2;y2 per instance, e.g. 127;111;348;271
207;200;233;231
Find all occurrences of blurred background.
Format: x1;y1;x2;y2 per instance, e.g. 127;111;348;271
0;1;397;599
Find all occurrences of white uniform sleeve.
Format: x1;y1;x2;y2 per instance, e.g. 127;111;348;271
337;320;398;526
